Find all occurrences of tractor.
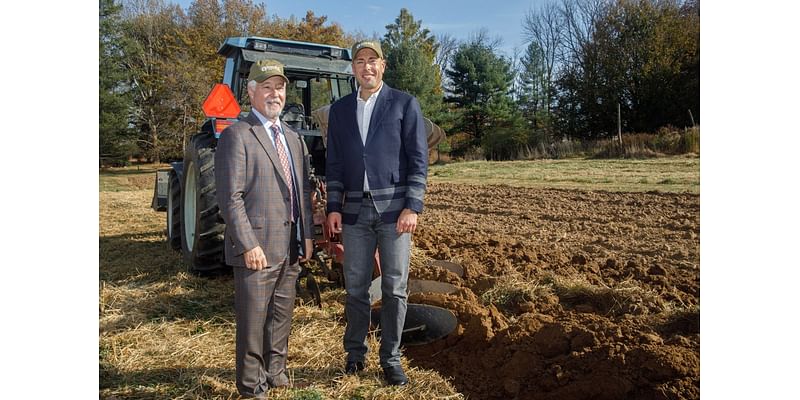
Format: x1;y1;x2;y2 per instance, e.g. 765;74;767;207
152;36;455;345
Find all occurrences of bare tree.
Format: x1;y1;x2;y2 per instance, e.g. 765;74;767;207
561;0;607;64
435;33;459;77
522;0;565;112
434;33;459;93
508;45;522;101
469;28;504;53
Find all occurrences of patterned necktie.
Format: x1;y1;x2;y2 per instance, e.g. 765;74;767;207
270;124;295;222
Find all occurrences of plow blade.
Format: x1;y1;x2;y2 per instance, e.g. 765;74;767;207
426;260;465;277
408;279;458;295
371;304;458;346
369;278;459;305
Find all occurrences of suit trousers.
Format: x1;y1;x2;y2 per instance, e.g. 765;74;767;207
233;240;300;398
341;198;410;368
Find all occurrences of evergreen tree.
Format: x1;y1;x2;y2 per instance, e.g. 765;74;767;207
381;8;445;124
517;41;552;140
445;38;515;143
100;0;137;165
383;8;438;60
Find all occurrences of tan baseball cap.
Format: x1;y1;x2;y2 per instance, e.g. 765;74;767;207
351;40;383;59
248;59;289;83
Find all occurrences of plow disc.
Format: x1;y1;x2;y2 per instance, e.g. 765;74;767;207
370;304;458;346
366;277;460;345
369;278;459;305
407;279;459;296
427;260;465;277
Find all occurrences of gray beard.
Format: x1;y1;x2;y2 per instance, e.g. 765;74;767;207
262;103;282;120
263;109;280;120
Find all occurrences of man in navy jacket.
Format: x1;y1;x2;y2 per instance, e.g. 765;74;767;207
325;40;428;386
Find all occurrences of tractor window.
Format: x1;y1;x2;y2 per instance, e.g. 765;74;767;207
336;78;354;99
310;78;333;112
286;79;304;107
308;77;354;110
235;76;250;112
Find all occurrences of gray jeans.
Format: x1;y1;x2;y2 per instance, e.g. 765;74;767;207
342;198;410;367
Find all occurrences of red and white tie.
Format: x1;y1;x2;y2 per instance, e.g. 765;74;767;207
270;124;295;222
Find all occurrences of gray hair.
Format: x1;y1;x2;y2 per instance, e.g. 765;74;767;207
247;79;257;91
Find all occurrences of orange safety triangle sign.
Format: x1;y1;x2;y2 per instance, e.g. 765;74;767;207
202;83;241;119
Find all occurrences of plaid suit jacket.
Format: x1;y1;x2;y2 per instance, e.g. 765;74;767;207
215;112;314;267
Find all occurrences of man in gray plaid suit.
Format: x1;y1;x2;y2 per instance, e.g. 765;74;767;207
215;59;314;398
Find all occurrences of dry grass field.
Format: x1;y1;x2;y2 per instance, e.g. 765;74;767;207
100;157;699;399
99;166;462;399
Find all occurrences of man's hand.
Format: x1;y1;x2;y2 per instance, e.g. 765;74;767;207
396;208;418;234
299;239;314;262
327;212;342;237
244;246;267;270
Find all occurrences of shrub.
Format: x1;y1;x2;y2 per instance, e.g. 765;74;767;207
591;126;700;159
679;126;700;154
461;146;485;161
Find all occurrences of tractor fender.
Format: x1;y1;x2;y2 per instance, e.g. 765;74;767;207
170;161;184;187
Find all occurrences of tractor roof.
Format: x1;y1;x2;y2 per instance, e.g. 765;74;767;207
218;37;350;60
218;36;353;77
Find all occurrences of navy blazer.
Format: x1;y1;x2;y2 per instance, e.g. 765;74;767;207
325;83;428;224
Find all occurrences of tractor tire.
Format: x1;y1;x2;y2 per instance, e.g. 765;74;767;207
180;132;227;274
166;170;182;250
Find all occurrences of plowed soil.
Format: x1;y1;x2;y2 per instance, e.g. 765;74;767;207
406;183;699;400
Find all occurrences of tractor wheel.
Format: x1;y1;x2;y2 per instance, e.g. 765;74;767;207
181;132;227;274
166;170;182;250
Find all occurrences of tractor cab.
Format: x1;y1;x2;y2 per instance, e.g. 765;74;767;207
218;37;355;176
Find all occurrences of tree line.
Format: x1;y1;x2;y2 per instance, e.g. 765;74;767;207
100;0;699;165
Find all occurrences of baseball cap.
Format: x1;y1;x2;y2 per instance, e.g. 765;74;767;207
248;59;289;83
351;40;384;59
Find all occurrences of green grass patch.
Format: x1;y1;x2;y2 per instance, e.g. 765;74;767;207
100;164;165;192
429;156;699;193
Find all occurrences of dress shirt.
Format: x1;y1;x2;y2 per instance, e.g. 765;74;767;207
356;82;384;192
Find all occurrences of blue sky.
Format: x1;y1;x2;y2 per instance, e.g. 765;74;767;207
173;0;541;58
